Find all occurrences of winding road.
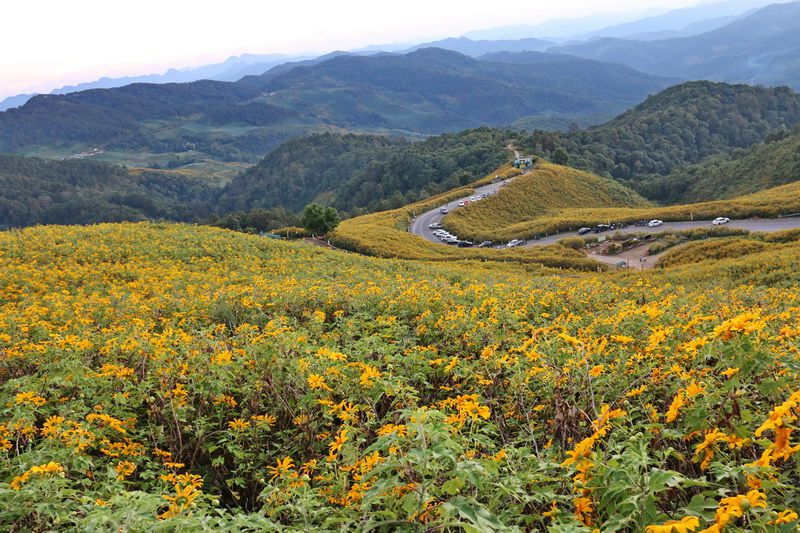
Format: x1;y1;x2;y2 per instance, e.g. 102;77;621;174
409;179;800;253
410;178;513;244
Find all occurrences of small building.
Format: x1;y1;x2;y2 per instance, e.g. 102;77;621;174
513;156;534;168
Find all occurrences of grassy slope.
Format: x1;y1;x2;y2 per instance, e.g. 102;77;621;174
442;162;651;241
335;156;800;262
330;164;603;270
481;179;800;242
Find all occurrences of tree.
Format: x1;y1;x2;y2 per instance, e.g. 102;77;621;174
552;147;570;166
301;204;340;235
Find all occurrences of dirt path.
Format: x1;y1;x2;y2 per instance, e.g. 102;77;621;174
588;242;671;270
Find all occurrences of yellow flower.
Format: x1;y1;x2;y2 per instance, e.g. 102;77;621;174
328;429;349;460
666;392;686;423
685;382;704;397
267;456;295;481
645;516;700;533
589;365;605;377
307;374;329;390
115;460;136;480
359;365;381;387
720;367;740;379
14;391;46;407
626;385;647;398
770;509;799;525
10;462;65;490
227;418;249;431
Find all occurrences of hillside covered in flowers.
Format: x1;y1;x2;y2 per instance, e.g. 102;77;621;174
1;223;800;531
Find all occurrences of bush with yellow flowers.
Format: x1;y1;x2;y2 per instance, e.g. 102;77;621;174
1;222;800;531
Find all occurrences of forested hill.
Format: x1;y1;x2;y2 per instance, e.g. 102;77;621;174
519;81;800;201
216;128;512;215
0;48;675;157
648;125;800;204
0;155;216;227
242;48;676;131
0;80;261;151
0;129;514;227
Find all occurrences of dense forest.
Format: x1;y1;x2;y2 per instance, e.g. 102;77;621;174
0;129;513;228
0;48;672;163
0;155;216;227
648;125;800;204
217;128;512;215
519;82;800;201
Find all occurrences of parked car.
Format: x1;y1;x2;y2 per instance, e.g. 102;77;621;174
458;201;465;207
440;207;449;214
712;217;731;225
648;219;664;227
428;222;443;230
470;196;476;202
593;224;612;233
477;241;493;248
464;200;471;205
457;240;474;247
506;239;524;248
578;227;592;235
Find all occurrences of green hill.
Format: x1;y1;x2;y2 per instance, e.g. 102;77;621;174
0;155;218;228
242;48;677;132
0;48;675;172
643;126;800;203
217;128;512;216
442;162;651;241
519;81;800;201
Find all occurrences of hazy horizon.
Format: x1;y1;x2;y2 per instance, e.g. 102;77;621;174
0;0;776;100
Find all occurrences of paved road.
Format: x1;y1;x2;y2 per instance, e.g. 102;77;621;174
410;178;513;244
521;217;800;248
411;190;800;250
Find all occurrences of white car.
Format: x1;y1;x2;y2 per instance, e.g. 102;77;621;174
648;219;664;227
458;201;465;207
712;217;731;226
470;196;476;202
506;239;523;248
440;207;449;214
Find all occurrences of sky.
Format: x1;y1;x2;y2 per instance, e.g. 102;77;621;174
0;0;715;99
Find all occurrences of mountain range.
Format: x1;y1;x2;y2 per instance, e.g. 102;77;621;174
0;48;676;166
553;1;800;88
0;0;780;112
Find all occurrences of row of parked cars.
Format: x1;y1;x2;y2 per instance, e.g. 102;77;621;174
428;224;473;247
428;222;495;248
577;217;731;235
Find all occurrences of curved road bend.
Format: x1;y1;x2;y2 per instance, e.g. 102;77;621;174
410;180;511;244
411;194;800;249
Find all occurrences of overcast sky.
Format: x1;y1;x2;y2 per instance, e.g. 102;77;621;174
0;0;713;98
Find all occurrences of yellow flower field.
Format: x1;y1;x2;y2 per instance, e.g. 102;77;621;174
1;222;799;531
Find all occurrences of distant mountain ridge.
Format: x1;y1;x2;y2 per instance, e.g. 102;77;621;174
0;48;676;157
552;2;800;89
